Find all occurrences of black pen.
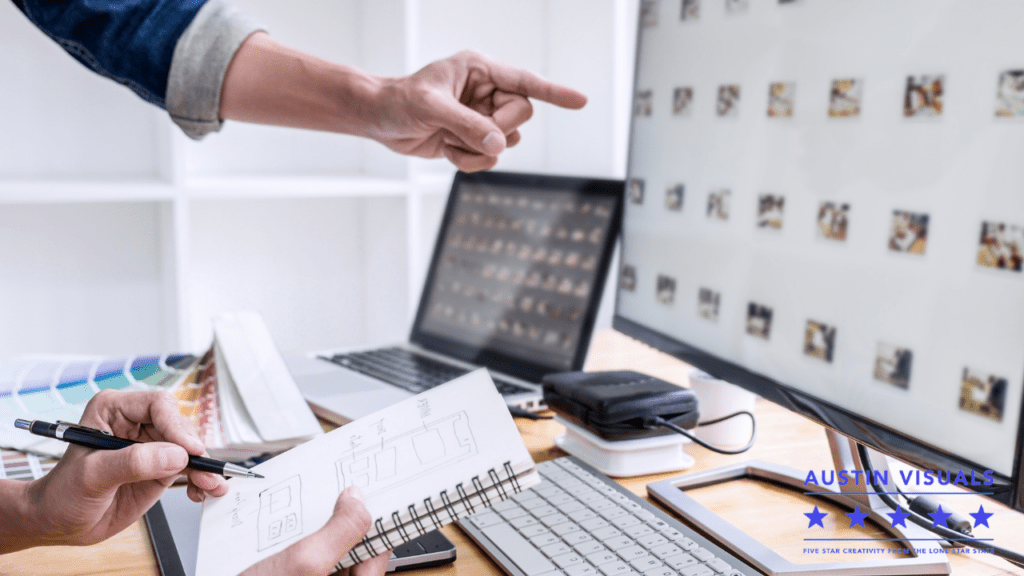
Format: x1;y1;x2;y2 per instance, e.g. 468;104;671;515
14;419;264;479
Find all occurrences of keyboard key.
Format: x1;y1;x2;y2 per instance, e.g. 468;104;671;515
622;524;654;539
674;536;698;551
574;540;607;556
658;527;685;540
540;542;572;558
537;461;561;473
565;563;600;576
515;493;544;505
590;499;617;511
552;522;583;536
599;561;633;575
540;513;570;527
519;498;549;511
643;567;677;576
580;517;610;532
471;513;504;529
591;526;623;541
558;501;587;514
603;536;635;551
479;523;556;576
519;525;551;538
569;509;599;523
691;547;715;562
530;534;561;548
634;510;657;522
578;492;604;503
498;507;530;520
545;470;573;481
558;529;589;542
555;478;585;489
547;493;576;506
610;516;641;529
600;506;628;520
649;543;683;560
629;556;663;572
552;552;585;569
492;499;521;512
706;558;732;574
510;516;540;529
531;505;559;518
617;545;649;561
680;565;713;576
586;550;620;565
662;553;697;570
637;533;668;549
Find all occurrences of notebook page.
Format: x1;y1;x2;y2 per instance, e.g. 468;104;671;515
195;368;536;576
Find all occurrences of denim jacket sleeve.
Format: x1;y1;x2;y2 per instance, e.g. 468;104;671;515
12;0;263;139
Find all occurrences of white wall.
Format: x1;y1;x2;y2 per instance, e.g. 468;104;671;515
0;0;636;357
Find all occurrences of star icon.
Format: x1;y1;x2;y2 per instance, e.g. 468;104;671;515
887;506;910;528
846;505;869;529
970;505;994;529
805;506;827;528
928;506;952;529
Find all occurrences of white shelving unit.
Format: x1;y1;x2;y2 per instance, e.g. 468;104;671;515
0;0;637;357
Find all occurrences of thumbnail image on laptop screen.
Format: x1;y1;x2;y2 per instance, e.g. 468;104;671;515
417;179;618;372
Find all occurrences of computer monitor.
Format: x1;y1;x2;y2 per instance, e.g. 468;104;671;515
614;0;1024;570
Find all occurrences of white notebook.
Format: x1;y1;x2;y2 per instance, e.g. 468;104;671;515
195;368;539;575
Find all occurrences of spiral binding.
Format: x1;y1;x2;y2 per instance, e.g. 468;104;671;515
334;460;525;571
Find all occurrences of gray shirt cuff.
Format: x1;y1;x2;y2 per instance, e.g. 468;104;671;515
166;0;264;140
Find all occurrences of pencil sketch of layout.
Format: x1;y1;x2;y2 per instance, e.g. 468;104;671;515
335;411;476;497
257;475;303;551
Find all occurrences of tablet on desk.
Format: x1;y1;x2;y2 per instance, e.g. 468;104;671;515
145;487;456;576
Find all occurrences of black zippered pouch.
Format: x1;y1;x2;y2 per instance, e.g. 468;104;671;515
541;370;699;440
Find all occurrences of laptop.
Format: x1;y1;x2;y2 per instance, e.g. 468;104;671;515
286;170;624;424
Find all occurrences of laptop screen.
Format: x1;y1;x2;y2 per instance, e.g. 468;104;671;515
411;172;623;379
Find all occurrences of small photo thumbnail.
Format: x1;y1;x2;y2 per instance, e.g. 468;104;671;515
640;0;659;27
681;0;700;21
977;221;1024;272
829;78;863;118
873;343;912;389
673;86;694;116
707;189;731;220
817;202;849;242
628;178;645;205
959;367;1007;422
717;85;741;117
698;288;720;321
635;89;653;117
803;320;836;363
665;184;684;211
757;194;785;229
620;264;637;292
768;82;795;118
657;274;676;305
995;70;1024;118
745;303;773;339
888;211;928;255
725;0;748;13
904;75;944;118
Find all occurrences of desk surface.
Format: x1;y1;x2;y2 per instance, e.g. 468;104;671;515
1;330;1021;576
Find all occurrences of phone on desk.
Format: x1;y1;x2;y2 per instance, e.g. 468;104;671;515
146;487;456;576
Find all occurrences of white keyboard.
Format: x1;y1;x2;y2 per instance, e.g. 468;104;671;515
458;457;756;576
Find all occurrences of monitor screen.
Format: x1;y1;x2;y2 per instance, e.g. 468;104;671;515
615;0;1024;505
414;172;622;377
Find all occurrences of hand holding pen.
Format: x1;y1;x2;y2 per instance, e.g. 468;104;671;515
3;390;232;552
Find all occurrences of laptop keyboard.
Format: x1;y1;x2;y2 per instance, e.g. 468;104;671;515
326;347;535;397
458;457;756;576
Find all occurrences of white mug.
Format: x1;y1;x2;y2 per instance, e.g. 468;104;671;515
688;369;757;447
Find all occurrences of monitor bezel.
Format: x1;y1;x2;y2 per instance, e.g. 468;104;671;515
410;170;624;383
616;4;1024;512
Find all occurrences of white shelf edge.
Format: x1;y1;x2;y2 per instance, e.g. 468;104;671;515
182;175;411;199
0;180;176;204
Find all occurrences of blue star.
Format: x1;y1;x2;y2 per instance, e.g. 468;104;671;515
887;506;910;528
970;505;994;529
846;505;869;529
805;506;827;528
929;506;952;529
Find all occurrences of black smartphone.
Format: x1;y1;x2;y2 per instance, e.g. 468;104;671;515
387;530;457;572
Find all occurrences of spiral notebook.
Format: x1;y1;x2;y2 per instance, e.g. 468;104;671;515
195;368;539;576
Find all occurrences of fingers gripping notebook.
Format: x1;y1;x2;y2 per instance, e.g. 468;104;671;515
195;369;540;575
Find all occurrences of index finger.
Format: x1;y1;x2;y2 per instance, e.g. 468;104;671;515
481;57;587;109
84;389;205;455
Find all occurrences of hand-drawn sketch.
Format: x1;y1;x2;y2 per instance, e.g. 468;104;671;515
258;475;303;551
335;411;476;497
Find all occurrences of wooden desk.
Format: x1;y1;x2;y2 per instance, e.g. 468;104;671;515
2;330;1021;575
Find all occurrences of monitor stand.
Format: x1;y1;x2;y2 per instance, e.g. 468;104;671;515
646;429;951;576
